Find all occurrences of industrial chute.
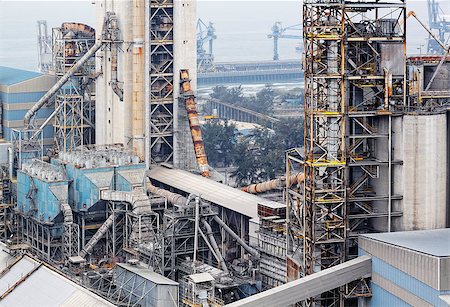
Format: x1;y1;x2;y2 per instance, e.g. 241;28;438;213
179;69;210;177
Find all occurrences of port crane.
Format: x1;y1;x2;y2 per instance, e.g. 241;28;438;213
427;0;450;53
197;19;217;72
267;22;302;61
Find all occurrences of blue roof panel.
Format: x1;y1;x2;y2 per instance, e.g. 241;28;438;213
0;66;42;86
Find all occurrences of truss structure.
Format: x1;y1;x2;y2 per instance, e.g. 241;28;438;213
16;214;64;263
287;1;406;306
52;25;96;153
54;94;92;153
148;0;175;165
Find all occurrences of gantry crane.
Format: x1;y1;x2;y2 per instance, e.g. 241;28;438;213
427;0;450;53
267;22;302;61
197;19;217;72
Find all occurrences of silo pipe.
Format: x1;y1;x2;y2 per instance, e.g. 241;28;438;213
24;38;104;127
202;219;229;274
212;215;260;259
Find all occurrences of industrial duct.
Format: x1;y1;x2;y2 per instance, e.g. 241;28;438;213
79;213;117;259
180;69;210;177
212;215;260;259
146;182;188;206
242;172;305;194
60;203;74;224
79;189;156;259
202;219;229;274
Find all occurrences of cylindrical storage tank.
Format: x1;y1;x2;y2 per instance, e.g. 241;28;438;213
399;113;447;231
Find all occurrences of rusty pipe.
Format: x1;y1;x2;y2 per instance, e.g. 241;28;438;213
242;172;305;194
180;69;210;177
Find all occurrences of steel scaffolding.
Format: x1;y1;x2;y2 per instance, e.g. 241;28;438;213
287;1;406;305
149;0;176;165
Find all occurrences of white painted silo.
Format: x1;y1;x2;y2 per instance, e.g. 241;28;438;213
397;113;448;231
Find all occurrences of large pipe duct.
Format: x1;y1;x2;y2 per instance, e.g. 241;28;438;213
212;215;260;259
180;69;210;177
79;213;117;259
24;39;103;127
80;189;158;259
242;172;305;194
202;219;229;274
146;182;188;206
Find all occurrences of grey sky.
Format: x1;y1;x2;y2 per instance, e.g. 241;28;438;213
0;0;445;71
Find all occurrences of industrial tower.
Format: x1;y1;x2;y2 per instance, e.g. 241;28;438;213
96;0;197;170
287;0;406;305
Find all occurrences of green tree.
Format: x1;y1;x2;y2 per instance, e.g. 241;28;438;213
210;85;244;105
272;118;304;150
231;127;285;186
202;120;237;167
254;85;275;113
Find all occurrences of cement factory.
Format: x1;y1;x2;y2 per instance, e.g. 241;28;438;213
0;0;449;306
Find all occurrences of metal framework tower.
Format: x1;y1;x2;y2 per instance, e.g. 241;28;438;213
287;1;406;305
148;0;175;165
37;20;53;73
52;23;96;153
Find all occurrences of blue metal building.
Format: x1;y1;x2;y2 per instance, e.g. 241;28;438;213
0;66;55;145
359;229;450;307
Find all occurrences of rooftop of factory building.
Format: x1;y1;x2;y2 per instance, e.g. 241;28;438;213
148;166;284;220
0;66;42;86
117;263;178;286
0;243;114;306
361;228;450;257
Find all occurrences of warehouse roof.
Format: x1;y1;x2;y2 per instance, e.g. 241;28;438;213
0;66;42;86
0;245;113;307
361;228;450;257
148;166;283;220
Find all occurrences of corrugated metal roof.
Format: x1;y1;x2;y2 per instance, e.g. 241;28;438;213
148;166;283;220
0;66;42;86
117;263;179;285
0;256;114;306
361;228;450;257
